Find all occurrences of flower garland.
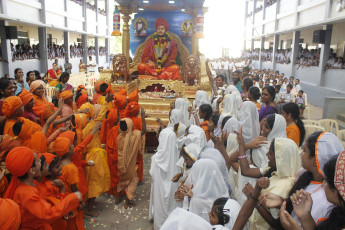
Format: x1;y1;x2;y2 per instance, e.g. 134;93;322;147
152;32;172;72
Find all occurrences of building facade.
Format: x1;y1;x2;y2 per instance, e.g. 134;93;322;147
0;0;113;76
244;0;345;108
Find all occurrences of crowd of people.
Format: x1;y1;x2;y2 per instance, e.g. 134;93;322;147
70;0;107;16
0;56;344;230
9;43;107;61
246;0;277;17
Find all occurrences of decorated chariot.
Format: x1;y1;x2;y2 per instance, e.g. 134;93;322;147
100;0;210;130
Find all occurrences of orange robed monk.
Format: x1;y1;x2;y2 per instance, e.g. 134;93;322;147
137;17;181;80
4;146;81;230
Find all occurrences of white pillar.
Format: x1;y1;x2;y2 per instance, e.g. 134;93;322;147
64;31;70;59
259;36;265;69
319;25;332;87
272;34;279;71
0;20;10;75
290;30;300;76
82;34;88;64
38;27;48;74
95;36;99;65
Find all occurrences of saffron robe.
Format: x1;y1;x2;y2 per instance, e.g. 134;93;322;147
12;181;79;230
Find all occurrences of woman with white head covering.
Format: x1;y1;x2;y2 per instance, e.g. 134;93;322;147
185;125;207;149
174;98;191;126
223;117;240;135
161;207;213;230
194;90;211;108
213;114;224;137
149;128;179;230
288;131;344;226
222;94;239;119
199;147;230;194
175;143;201;183
227;132;240;200
168;109;183;128
252;113;287;168
232;91;243;111
248;138;302;230
209;197;241;230
185;159;229;222
224;85;239;95
192;90;211;125
174;122;187;151
239;101;260;146
237;113;287;205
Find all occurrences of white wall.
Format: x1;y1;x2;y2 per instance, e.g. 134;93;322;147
6;0;41;23
46;29;64;45
276;63;292;76
262;61;273;70
8;59;40;77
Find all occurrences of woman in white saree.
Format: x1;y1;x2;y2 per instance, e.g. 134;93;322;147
185;159;229;222
149;128;179;229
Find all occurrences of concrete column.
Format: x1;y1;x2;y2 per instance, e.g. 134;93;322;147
290;30;300;76
64;31;70;59
105;37;110;63
293;0;299;27
0;20;10;74
0;0;8;14
40;0;47;24
252;0;257;25
64;0;68;28
259;36;265;69
105;0;109;35
95;0;98;34
251;39;254;51
82;0;87;32
243;1;249;51
319;24;333;87
263;0;267;20
272;34;279;71
82;34;88;64
95;36;99;65
38;27;48;73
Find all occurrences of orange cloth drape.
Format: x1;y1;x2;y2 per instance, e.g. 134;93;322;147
117;118;142;200
12;181;79;230
0;198;21;230
286;124;301;146
201;120;210;141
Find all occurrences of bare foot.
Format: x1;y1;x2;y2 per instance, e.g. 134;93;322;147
115;196;123;204
124;200;136;209
85;209;100;217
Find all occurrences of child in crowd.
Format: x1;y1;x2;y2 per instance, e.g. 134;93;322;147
295;90;305;118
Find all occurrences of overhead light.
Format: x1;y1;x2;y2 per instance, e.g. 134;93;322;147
169;1;175;3
138;7;144;11
181;9;185;12
143;0;149;3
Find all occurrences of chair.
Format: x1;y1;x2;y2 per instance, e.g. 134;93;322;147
338;130;345;149
303;119;321;126
303;107;311;120
319;119;339;136
305;125;325;138
303;93;308;107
